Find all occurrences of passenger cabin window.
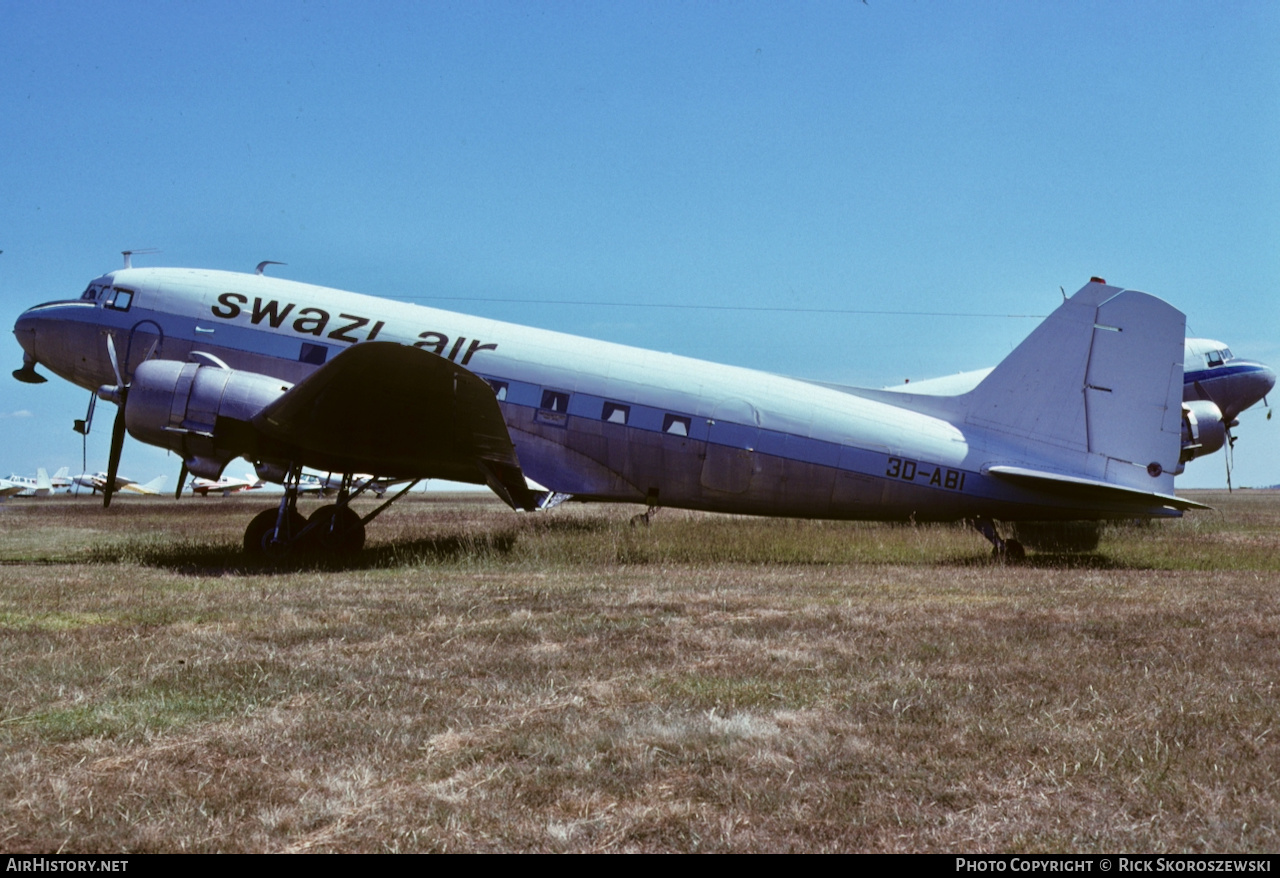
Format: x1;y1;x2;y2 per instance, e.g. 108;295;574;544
540;390;570;412
602;402;630;424
486;380;509;401
663;414;690;437
104;287;134;312
299;342;328;365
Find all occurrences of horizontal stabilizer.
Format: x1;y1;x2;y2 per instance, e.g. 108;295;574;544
987;465;1210;512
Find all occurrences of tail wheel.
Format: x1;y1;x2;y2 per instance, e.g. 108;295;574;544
244;508;307;556
306;504;365;554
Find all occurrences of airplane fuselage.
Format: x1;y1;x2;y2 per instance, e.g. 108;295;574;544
15;267;1197;525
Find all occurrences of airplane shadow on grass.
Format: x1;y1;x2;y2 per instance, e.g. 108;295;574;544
86;532;522;575
84;533;1143;576
944;551;1140;570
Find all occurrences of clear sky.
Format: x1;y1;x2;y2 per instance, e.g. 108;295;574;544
2;1;1276;490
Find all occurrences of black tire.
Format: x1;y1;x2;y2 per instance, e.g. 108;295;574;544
244;508;307;556
305;504;365;554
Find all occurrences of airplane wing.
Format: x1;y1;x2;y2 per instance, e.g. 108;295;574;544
250;342;538;510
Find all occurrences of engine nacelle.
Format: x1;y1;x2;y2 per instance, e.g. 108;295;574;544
1179;400;1227;463
125;360;293;479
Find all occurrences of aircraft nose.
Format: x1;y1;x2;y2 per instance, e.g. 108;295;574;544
1252;362;1277;399
12;307;46;383
13;307;37;352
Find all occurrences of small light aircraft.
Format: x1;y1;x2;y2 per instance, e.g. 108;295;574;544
12;262;1220;557
3;466;72;497
298;471;396;499
72;472;167;496
190;473;264;497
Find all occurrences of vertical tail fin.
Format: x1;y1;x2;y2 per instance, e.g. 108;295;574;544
961;280;1185;493
136;475;168;494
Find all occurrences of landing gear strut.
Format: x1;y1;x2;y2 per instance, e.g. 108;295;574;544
971;517;1025;561
630;504;661;527
241;467;418;557
243;466;308;556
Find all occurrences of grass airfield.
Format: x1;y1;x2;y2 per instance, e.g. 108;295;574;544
1;490;1277;853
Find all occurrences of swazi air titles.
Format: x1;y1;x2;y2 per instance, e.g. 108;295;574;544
210;293;499;365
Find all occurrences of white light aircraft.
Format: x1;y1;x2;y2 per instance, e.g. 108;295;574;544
3;466;72;497
72;472;168;496
13;261;1218;557
298;471;397;499
190;473;264;497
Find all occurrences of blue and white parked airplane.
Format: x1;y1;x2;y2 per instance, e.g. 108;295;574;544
10;261;1250;556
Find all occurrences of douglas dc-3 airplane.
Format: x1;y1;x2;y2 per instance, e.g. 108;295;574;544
9;261;1253;558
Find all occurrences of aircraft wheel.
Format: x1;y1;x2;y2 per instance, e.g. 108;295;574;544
306;504;365;554
244;508;307;556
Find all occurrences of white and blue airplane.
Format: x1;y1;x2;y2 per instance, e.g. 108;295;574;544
10;261;1240;557
1181;339;1274;426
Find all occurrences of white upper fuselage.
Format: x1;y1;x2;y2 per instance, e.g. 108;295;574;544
13;267;1192;521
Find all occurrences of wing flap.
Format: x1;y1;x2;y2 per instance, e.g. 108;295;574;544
250;342;537;509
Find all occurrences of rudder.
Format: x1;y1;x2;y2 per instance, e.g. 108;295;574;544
962;280;1185;493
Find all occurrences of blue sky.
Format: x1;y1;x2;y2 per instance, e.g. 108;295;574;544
2;1;1277;490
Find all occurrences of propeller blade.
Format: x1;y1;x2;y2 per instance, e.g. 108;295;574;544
106;334;124;388
104;401;127;508
175;461;188;500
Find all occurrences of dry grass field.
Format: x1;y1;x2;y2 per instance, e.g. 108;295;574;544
1;490;1277;853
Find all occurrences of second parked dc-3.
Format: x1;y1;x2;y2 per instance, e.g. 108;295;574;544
13;261;1221;556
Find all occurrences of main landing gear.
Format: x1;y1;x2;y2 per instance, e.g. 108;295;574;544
971;517;1025;561
243;466;419;557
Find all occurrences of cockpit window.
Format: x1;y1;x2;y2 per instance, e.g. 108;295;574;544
1206;350;1224;368
80;285;97;301
104;287;134;312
